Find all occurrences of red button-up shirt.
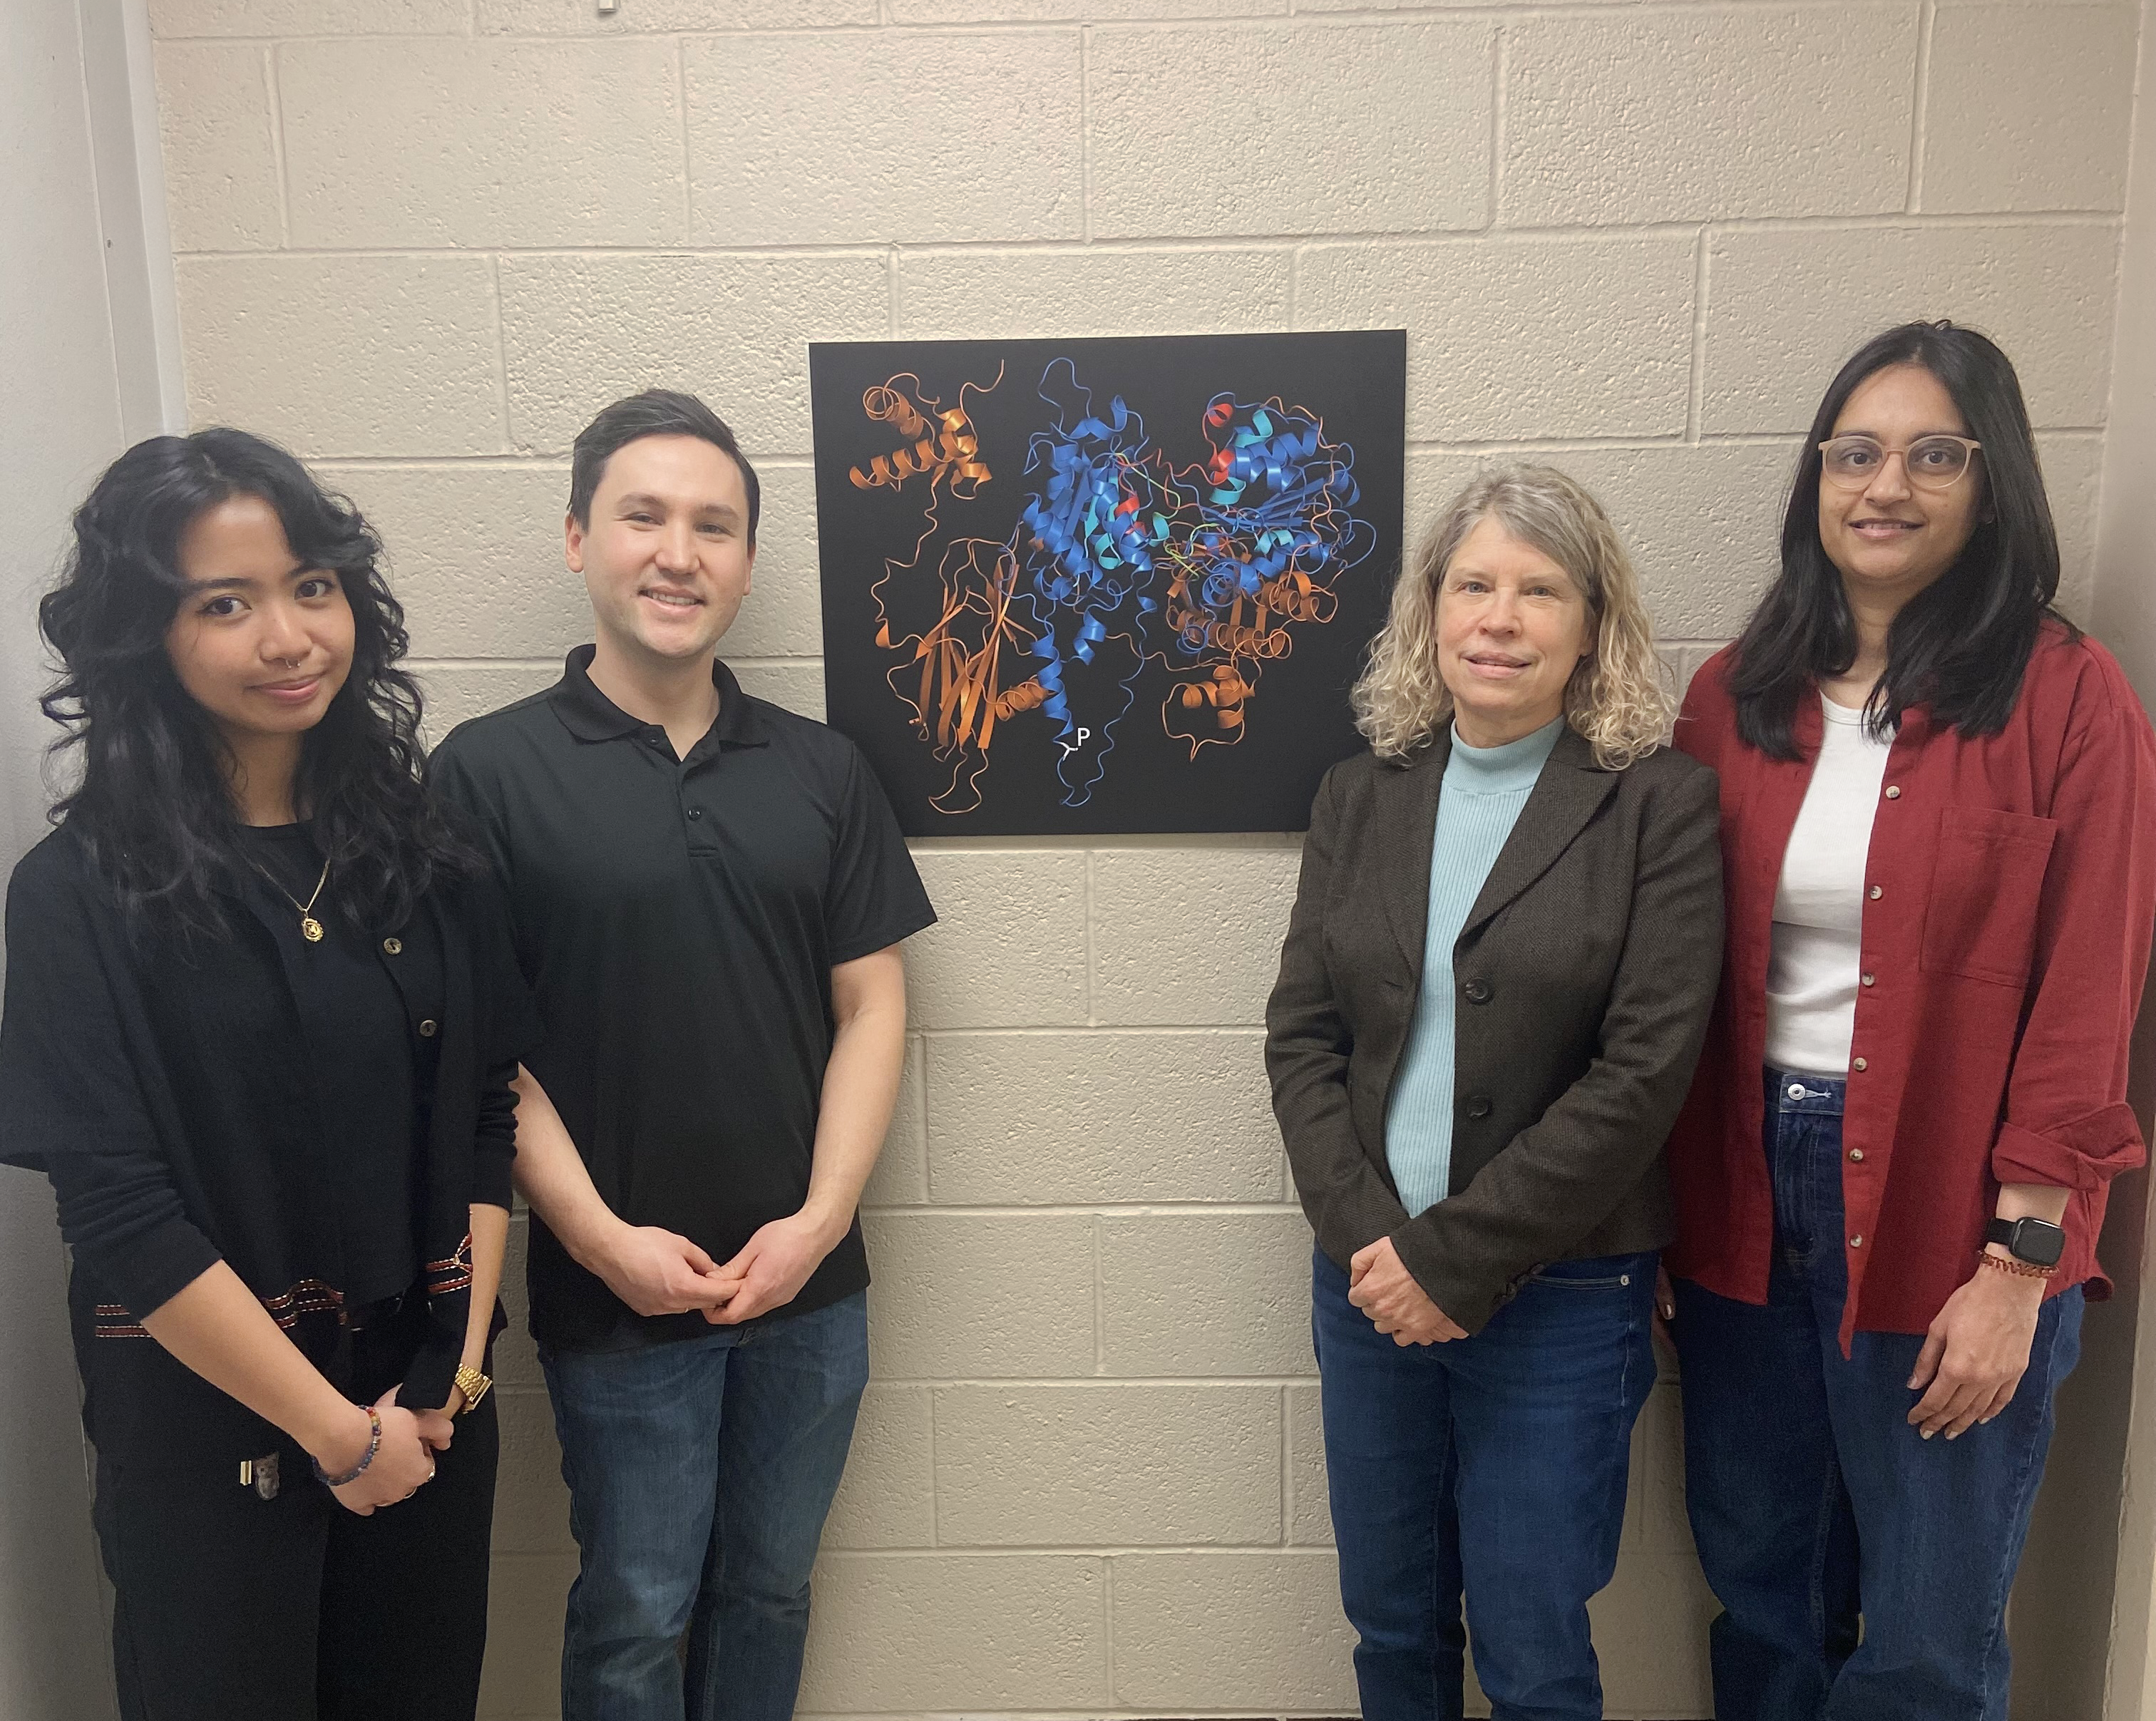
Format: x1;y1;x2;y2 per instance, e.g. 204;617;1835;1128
1668;626;2156;1352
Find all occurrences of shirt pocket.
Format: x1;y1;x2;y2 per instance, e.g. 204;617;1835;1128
1919;805;2058;988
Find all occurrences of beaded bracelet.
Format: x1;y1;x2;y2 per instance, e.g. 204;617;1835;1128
1976;1250;2054;1281
312;1405;382;1486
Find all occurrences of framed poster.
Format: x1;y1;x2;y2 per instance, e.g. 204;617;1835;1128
809;330;1407;836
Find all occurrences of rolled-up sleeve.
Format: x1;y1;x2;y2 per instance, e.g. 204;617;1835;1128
1989;693;2156;1198
0;849;220;1317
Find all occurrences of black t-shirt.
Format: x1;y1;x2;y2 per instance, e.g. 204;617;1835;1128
237;823;428;1306
431;648;936;1350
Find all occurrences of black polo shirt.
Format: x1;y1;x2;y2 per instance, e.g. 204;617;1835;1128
431;647;935;1351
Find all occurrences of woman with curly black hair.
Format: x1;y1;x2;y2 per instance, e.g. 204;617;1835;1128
0;428;538;1720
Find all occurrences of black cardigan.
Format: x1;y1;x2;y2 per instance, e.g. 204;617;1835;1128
0;826;540;1448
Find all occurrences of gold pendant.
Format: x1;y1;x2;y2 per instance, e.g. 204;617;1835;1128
301;916;324;943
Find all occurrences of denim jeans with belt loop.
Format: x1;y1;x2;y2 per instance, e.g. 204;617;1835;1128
1673;1069;2083;1720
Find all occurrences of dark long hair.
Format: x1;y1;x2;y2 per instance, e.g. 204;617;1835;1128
1730;321;2069;759
38;428;476;938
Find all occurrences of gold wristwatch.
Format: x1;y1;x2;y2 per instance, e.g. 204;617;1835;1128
453;1364;493;1413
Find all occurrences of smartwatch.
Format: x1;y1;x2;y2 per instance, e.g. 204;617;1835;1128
1984;1216;2066;1269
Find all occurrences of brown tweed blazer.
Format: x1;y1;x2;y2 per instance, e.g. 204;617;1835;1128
1264;723;1724;1335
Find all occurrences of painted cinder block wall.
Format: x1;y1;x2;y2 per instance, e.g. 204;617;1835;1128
143;1;2141;1714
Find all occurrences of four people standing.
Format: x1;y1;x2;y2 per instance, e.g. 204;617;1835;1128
6;324;2153;1721
1267;466;1723;1721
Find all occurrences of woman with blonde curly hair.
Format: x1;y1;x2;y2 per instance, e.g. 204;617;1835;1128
1266;464;1725;1721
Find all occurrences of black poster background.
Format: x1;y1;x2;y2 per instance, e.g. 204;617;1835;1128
808;330;1407;836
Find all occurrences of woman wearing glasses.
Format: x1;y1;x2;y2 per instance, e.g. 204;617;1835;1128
1665;322;2156;1718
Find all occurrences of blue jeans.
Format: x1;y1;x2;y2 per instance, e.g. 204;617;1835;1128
1312;1246;1657;1721
1673;1071;2083;1720
541;1292;869;1721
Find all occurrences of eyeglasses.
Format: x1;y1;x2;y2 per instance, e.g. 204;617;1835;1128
1817;433;1982;492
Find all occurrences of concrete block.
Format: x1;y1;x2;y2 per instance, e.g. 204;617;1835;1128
316;463;580;663
1089;23;1492;240
279;38;684;250
481;0;871;28
415;661;561;746
823;1384;936;1549
497;252;889;458
153;43;280;252
730;466;826;659
895;0;1280;20
729;659;826;721
1700;224;2119;434
1589;1549;1718;1715
2039;431;2103;622
1099;1208;1311;1377
685;34;1082;247
863;1211;1097;1379
903;851;1089;1029
1405;442;1793;643
476;1551;575;1717
799;1553;1109;1710
1109;1550;1356;1708
1625;1380;1697;1558
177;254;506;459
491;1386;573;1556
898;247;1293;339
1923;6;2137;213
1298;235;1697;442
1089;846;1301;1026
151;0;463;31
1502;7;1915;226
1286;1380;1333;1546
862;1035;928;1208
924;1029;1280;1204
935;1384;1281;1546
493;1211;543;1389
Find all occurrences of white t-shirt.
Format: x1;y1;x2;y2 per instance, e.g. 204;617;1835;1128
1765;695;1894;1076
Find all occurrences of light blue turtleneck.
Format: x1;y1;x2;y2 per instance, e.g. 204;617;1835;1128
1384;715;1564;1218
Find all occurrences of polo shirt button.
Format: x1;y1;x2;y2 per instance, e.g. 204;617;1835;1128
418;1019;438;1037
687;806;704;821
1464;1096;1492;1119
1852;1056;1868;1072
1861;972;1875;987
1884;785;1901;800
1463;979;1491;1004
381;937;402;956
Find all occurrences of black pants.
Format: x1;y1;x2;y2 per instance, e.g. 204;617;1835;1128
91;1307;498;1721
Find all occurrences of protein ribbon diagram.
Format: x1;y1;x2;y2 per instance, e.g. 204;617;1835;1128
856;358;1373;815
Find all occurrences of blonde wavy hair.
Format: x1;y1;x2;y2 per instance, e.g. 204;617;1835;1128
1352;464;1676;769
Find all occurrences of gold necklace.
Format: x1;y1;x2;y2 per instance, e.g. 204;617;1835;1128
262;854;332;942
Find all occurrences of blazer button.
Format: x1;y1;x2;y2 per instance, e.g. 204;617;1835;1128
1463;979;1491;1004
418;1019;438;1038
1464;1096;1492;1120
381;937;402;956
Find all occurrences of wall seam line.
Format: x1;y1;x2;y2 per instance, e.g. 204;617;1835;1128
1909;0;1936;214
1487;19;1505;232
488;253;514;453
676;35;692;241
1685;225;1709;444
263;43;291;248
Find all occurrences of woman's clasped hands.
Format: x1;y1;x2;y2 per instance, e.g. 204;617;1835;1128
1348;1236;1469;1346
319;1384;456;1516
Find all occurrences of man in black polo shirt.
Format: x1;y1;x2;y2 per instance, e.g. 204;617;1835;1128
431;391;934;1721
